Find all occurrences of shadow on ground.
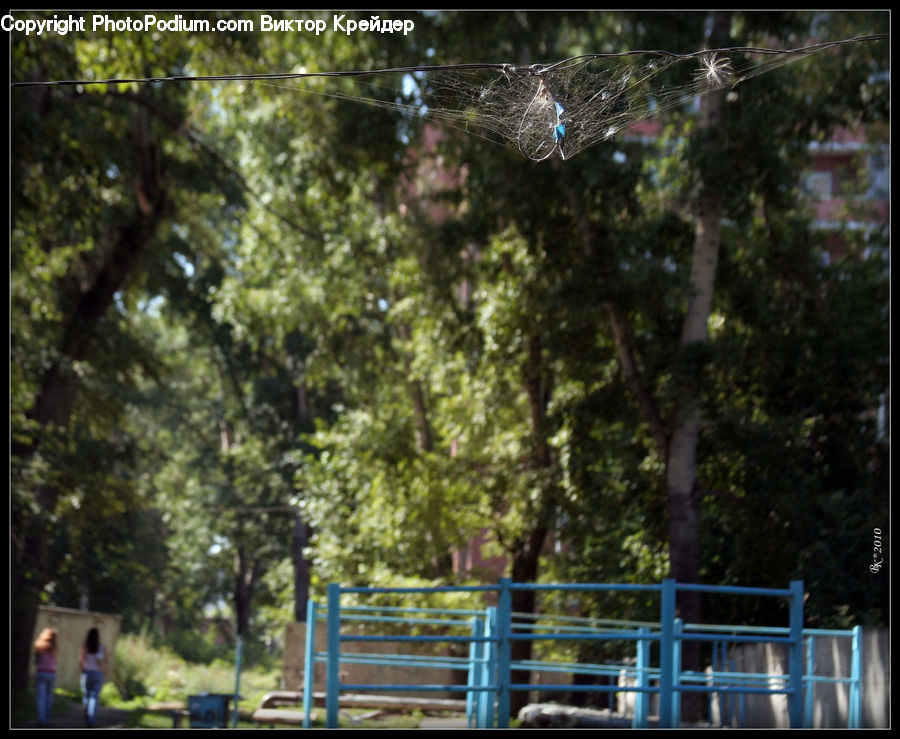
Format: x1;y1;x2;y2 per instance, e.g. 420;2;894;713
14;702;132;729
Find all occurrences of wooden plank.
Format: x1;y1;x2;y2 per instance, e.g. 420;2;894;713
313;692;468;713
144;705;190;729
254;691;468;719
259;690;303;709
252;708;315;726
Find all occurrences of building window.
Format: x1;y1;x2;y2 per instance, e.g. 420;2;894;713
806;171;833;199
866;152;890;199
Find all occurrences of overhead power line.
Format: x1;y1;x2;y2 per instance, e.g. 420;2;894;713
9;35;888;88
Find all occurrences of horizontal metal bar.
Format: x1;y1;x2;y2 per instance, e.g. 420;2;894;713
508;632;656;642
340;604;487;616
514;660;636;676
512;612;660;629
680;672;786;684
341;585;497;594
340;634;496;643
675;583;791;597
339;684;498;693
318;654;481;670
336;654;480;668
677;684;792;695
803;628;859;637
803;675;854;684
340;613;476;628
514;625;652;636
510;583;661;593
340;651;475;661
678;633;795;644
518;668;636;678
682;623;790;634
509;683;659;694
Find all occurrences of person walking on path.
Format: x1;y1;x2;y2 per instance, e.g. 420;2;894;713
33;628;59;727
79;627;109;728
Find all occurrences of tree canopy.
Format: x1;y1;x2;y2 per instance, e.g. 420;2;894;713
10;11;889;698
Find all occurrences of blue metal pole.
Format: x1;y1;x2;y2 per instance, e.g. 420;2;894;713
303;601;317;729
479;607;496;729
467;616;483;728
232;635;243;728
326;583;341;729
496;578;512;729
634;627;649;728
709;641;717;727
727;651;735;727
804;635;815;728
849;626;862;729
673;618;683;727
788;580;804;729
716;641;725;726
659;579;676;728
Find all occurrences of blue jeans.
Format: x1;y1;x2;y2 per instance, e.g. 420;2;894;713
35;671;56;726
81;670;104;726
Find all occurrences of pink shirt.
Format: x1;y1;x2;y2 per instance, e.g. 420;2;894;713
35;650;57;673
83;645;105;672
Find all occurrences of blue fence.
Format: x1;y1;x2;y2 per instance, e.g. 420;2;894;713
704;624;863;728
301;579;861;729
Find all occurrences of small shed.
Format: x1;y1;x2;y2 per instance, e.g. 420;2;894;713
31;606;122;690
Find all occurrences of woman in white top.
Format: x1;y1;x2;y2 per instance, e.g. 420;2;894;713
79;628;109;727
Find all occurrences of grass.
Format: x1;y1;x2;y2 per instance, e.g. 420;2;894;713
13;634;458;728
107;634;434;728
111;633;281;708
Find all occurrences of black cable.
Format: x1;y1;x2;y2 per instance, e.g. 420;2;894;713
10;63;509;88
9;35;888;88
538;35;889;73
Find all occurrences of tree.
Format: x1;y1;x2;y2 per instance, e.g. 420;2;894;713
10;12;887;709
11;10;264;681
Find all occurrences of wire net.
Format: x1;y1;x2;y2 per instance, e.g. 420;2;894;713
257;38;885;161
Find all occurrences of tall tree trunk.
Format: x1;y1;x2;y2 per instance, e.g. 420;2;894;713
398;321;434;454
11;105;168;695
507;335;555;718
10;512;46;704
509;524;550;718
292;373;313;622
234;549;263;638
666;10;731;722
292;513;311;622
558;14;730;723
396;317;454;578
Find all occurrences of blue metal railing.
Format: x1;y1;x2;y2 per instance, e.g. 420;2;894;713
303;578;861;729
705;624;864;729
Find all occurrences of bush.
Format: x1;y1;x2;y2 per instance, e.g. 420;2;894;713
111;632;281;709
113;634;156;699
162;628;232;665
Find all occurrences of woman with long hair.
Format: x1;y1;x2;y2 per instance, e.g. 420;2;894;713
33;628;59;727
78;627;108;727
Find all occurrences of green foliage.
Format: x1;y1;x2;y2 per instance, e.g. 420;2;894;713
10;12;889;686
112;633;279;706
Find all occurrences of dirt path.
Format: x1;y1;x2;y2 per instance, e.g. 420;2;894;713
16;700;132;729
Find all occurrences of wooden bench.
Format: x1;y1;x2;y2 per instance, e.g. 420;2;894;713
258;690;304;709
319;692;467;713
251;690;468;727
145;703;190;728
252;708;315;727
253;691;311;727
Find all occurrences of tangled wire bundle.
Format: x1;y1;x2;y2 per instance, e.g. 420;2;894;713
12;35;888;162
